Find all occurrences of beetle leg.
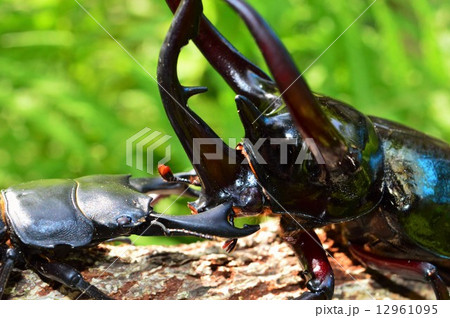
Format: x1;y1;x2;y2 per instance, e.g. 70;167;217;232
281;218;334;299
158;0;252;201
28;256;112;300
350;245;450;300
164;0;281;112
0;247;18;299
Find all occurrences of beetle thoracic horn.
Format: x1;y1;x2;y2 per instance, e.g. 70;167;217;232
235;95;268;142
224;0;350;169
157;0;244;195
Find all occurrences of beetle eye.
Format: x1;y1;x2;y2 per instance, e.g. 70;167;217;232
240;187;263;213
117;216;132;227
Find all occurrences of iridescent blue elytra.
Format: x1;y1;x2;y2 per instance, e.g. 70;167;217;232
372;118;450;258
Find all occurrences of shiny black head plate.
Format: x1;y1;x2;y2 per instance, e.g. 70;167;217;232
75;175;152;238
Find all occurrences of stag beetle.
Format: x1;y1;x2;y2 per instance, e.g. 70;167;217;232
155;0;450;299
0;174;258;299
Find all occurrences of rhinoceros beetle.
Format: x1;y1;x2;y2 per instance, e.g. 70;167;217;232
0;174;258;299
155;0;450;299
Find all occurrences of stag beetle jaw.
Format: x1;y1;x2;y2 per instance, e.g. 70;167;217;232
137;202;259;239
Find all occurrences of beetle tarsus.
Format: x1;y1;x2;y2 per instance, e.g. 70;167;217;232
426;269;449;300
296;291;327;300
157;164;196;186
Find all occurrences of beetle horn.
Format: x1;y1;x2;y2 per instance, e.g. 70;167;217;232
157;0;244;195
235;95;268;141
225;0;349;169
183;86;208;98
164;0;282;114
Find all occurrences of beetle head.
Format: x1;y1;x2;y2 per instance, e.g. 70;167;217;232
75;175;152;238
160;0;383;225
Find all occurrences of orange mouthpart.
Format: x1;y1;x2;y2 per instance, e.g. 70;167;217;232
158;164;174;181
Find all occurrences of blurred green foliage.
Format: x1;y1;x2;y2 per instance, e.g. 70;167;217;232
0;0;449;245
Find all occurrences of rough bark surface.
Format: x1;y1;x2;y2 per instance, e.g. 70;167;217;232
3;220;437;300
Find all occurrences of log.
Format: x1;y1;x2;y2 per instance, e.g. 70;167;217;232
4;220;436;300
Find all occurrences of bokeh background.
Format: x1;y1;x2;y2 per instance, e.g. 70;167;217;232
1;0;449;244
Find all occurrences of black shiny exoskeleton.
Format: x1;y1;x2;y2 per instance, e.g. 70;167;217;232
0;174;258;299
156;0;449;299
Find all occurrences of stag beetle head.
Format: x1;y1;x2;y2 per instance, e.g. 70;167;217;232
158;0;384;226
74;175;153;239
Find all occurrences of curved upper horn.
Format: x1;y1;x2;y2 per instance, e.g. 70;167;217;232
225;0;349;169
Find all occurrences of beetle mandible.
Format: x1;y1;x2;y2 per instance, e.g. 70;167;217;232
155;0;449;299
0;174;258;299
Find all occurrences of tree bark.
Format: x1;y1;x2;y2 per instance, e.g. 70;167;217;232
4;220;436;300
